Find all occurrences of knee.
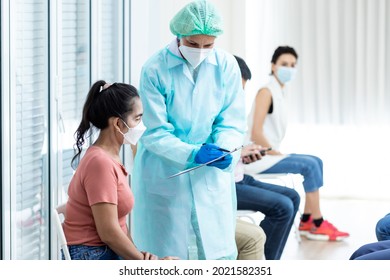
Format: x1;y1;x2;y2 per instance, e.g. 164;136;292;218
291;191;301;212
350;243;375;260
275;199;296;219
311;155;323;168
237;224;266;259
376;214;390;241
304;156;322;173
285;188;301;213
236;220;266;246
247;227;266;258
249;226;266;247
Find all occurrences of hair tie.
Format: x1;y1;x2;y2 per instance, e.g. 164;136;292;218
103;83;111;89
100;83;111;92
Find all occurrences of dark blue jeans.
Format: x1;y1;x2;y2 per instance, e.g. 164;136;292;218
376;213;390;241
350;240;390;260
65;245;122;260
236;175;300;260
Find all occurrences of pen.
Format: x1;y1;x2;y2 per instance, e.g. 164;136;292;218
201;143;230;153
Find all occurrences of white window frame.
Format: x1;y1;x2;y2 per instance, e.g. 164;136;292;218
1;0;11;260
49;0;63;260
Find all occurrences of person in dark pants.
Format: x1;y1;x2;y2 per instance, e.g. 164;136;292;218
234;55;300;260
350;213;390;260
376;213;390;241
350;240;390;260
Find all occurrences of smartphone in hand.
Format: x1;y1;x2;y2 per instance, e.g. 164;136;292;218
260;147;272;156
243;147;272;164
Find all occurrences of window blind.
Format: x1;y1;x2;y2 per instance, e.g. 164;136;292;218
97;0;122;82
61;0;89;190
14;0;49;260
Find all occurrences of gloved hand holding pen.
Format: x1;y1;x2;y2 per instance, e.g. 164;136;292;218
194;143;233;170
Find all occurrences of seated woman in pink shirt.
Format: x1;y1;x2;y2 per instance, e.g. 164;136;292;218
63;80;178;260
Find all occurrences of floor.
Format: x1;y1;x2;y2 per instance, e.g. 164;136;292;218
243;173;389;260
273;198;389;260
247;197;389;260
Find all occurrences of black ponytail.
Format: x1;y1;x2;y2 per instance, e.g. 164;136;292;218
71;80;139;169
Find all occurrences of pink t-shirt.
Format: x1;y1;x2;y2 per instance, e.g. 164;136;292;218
63;146;134;246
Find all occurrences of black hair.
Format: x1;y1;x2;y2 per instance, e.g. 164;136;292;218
71;80;140;169
234;55;252;81
271;46;298;64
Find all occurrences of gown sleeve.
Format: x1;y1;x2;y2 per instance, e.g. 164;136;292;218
211;55;246;171
139;64;199;170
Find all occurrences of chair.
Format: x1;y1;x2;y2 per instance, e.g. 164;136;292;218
52;203;71;260
236;210;258;224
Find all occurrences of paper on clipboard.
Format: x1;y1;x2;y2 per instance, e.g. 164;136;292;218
167;145;244;179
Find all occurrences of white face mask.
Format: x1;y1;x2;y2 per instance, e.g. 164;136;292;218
120;120;146;145
179;45;213;69
276;66;297;84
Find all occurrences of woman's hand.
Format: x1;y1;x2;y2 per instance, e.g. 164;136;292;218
241;144;263;164
141;251;158;260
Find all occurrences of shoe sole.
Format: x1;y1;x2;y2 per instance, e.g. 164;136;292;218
299;230;310;237
306;233;350;241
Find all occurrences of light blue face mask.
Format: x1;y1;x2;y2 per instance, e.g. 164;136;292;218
276;66;297;84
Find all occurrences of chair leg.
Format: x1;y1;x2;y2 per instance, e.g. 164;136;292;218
293;216;302;243
287;173;303;243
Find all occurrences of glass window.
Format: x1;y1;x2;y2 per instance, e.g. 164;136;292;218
1;0;129;260
12;0;49;259
94;0;123;82
61;0;90;194
88;0;124;147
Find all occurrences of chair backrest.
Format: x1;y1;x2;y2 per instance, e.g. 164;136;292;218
53;204;71;260
236;210;257;224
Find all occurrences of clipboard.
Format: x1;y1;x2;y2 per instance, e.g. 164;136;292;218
167;145;244;179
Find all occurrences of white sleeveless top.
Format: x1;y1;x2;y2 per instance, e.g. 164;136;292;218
244;76;289;174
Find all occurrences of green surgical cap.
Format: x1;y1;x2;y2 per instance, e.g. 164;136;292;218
170;0;223;38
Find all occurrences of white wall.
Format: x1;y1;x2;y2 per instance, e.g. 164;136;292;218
242;0;390;200
282;124;390;200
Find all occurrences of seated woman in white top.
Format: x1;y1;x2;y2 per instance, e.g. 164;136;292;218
244;46;349;241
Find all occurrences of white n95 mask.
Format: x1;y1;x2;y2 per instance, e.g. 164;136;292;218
120;120;146;145
179;45;212;69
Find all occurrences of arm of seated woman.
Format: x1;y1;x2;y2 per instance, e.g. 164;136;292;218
91;202;144;260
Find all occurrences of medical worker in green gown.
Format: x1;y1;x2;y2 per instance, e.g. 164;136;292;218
131;0;246;260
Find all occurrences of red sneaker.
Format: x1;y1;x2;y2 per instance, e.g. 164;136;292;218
307;220;350;241
299;218;313;237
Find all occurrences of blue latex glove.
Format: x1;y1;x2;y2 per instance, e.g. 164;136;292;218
194;143;223;164
208;153;233;169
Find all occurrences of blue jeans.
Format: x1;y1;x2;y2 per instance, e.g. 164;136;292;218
65;245;122;260
261;154;323;193
236;175;300;260
350;240;390;260
376;213;390;241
